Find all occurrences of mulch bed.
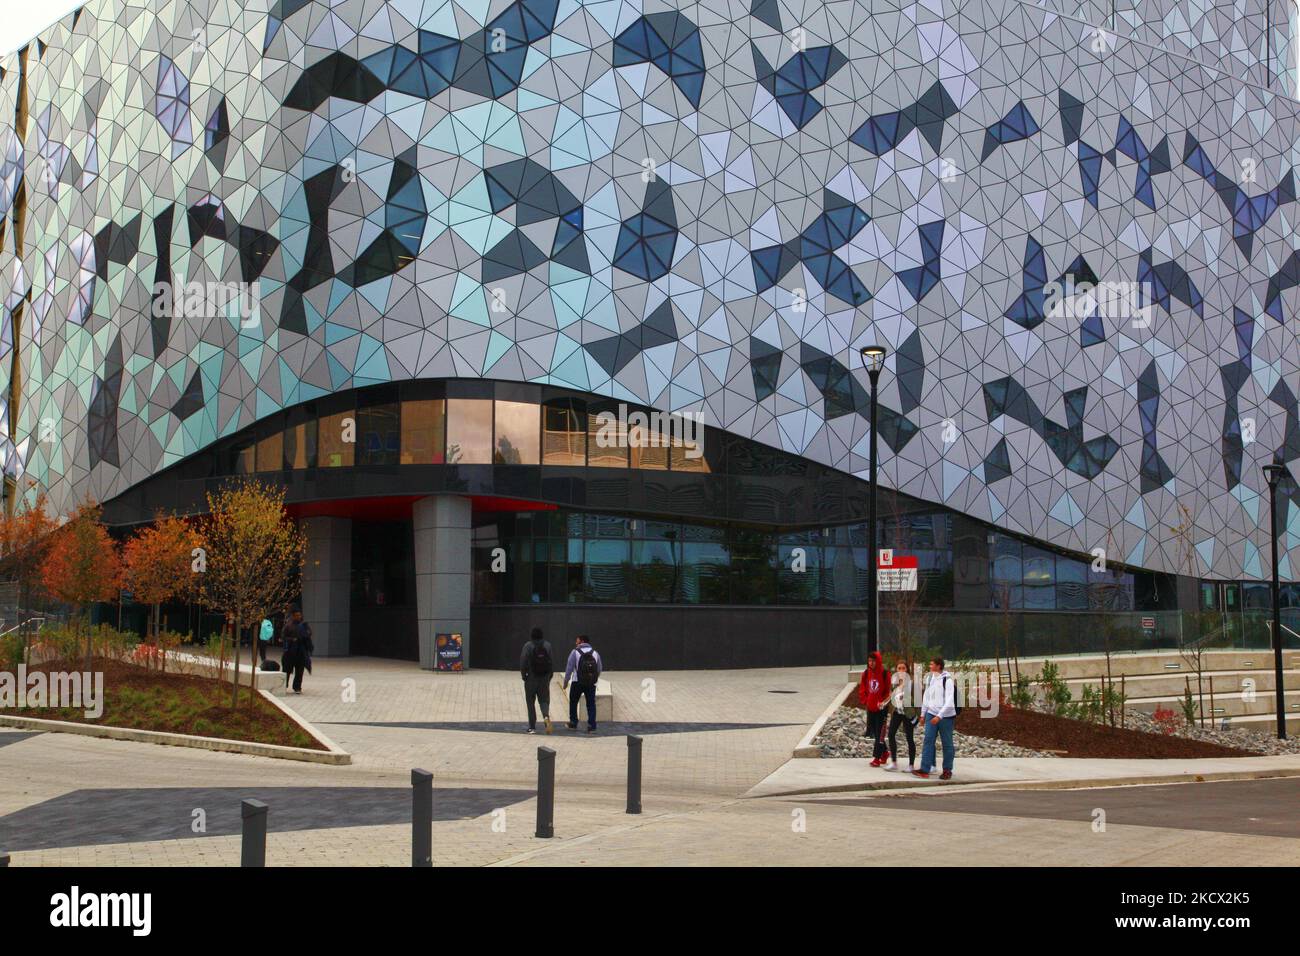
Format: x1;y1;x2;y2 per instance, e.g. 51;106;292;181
1;657;325;751
842;690;1259;758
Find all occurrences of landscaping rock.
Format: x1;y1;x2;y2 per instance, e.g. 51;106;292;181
813;706;1056;759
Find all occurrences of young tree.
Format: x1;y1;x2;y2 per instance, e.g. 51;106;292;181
40;500;123;668
122;512;205;663
0;483;57;662
881;495;931;670
197;480;306;708
1169;502;1220;727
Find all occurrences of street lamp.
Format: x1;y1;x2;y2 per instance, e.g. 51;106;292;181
1263;463;1289;740
860;345;887;656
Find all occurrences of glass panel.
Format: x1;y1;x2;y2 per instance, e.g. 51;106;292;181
234;443;255;475
401;398;445;464
1056;557;1088;610
446;399;493;464
318;409;356;467
494;400;540;464
584;538;629;602
255;432;283;472
542;399;586;465
630;539;679;602
681;541;729;603
284;420;316;469
630;419;668;470
1022;545;1056;610
587;411;629;467
990;533;1022;608
669;423;709;472
358;402;400;466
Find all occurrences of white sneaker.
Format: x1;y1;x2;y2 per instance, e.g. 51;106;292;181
884;761;899;772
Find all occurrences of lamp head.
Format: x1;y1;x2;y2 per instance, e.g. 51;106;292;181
860;345;887;374
1264;463;1287;490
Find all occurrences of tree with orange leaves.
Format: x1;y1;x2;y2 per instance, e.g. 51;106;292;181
40;499;123;668
123;511;205;650
0;483;57;662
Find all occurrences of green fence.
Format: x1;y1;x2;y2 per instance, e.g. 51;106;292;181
851;609;1300;667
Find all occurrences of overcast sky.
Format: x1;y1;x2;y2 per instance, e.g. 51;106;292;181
0;0;85;56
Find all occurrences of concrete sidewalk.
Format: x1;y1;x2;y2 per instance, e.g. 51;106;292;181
746;754;1300;797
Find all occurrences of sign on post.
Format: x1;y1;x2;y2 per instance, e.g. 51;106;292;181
877;550;918;591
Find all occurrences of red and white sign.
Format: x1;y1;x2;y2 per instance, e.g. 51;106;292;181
877;550;918;591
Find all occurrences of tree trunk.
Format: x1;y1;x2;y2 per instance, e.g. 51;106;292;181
230;615;242;709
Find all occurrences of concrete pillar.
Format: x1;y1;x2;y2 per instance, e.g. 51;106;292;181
301;516;352;657
414;495;472;669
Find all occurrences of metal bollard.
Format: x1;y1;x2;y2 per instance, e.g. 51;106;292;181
241;799;268;867
536;746;556;838
0;850;9;867
626;735;643;814
412;768;433;867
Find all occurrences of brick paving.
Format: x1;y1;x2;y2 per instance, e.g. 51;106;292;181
2;660;1296;866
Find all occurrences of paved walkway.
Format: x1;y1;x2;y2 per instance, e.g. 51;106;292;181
3;659;1298;866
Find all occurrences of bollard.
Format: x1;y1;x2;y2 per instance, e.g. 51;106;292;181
626;735;643;814
241;799;268;867
412;768;433;867
0;850;8;867
536;746;556;838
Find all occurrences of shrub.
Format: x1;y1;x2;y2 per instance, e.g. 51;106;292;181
1008;672;1034;709
1036;661;1074;716
1179;686;1199;726
1072;683;1105;723
1152;706;1180;735
0;632;22;670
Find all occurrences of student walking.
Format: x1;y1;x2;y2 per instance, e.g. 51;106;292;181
913;657;957;780
884;660;919;772
858;650;891;766
257;616;274;664
281;608;313;694
563;635;602;732
519;627;554;734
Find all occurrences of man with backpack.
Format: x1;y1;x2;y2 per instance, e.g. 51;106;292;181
563;635;602;733
519;627;554;734
912;656;958;780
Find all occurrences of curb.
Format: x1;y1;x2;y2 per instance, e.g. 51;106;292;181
0;701;351;765
751;764;1300;799
793;681;854;758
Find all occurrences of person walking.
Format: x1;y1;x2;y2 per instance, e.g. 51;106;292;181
562;635;602;733
884;659;919;772
257;616;274;665
913;656;957;780
281;608;313;694
858;650;891;766
519;627;554;734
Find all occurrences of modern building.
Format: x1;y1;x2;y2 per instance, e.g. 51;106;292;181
1;0;1299;668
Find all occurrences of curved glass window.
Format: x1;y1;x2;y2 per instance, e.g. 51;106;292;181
543;398;586;465
446;399;492;464
494;400;540;464
401;399;444;464
318;410;356;467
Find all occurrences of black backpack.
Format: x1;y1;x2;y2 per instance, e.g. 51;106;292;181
576;647;599;684
943;675;962;716
530;641;552;675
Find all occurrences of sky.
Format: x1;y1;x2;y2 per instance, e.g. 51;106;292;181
0;0;85;56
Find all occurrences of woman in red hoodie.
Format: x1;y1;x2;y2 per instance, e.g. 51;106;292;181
858;651;892;766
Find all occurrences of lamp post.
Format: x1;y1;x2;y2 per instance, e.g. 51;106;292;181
860;345;887;657
1263;463;1289;740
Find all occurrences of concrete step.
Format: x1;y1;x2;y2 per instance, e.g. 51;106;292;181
991;649;1300;681
1064;668;1300;699
1126;688;1300;719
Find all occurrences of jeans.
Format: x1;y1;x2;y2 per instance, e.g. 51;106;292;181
568;682;596;729
920;714;955;773
888;711;917;764
283;652;304;692
523;674;551;728
866;708;888;760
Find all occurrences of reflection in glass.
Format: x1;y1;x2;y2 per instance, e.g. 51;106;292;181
587;411;629;467
358;402;400;466
543;400;586;465
1022;545;1056;610
318;410;356;467
255;432;283;472
494;400;540;464
401;399;444;464
234;443;255;474
446;399;493;464
629;423;668;470
284;420;316;469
